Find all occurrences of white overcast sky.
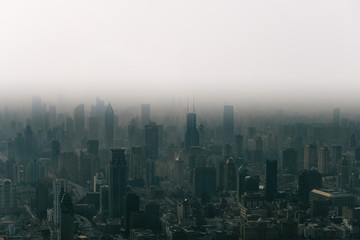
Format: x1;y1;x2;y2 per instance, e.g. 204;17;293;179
0;0;360;107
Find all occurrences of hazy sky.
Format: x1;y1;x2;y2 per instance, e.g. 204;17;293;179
1;0;360;106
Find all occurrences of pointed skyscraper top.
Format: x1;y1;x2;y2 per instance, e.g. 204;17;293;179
106;103;113;113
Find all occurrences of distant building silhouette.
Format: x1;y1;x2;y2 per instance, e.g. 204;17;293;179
144;122;159;160
105;103;114;147
74;104;85;133
141;104;150;128
185;112;199;151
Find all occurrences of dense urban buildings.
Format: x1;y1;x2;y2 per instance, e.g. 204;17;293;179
1;97;360;239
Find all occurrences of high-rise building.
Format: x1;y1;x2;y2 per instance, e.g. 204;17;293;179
35;180;49;220
282;148;298;173
80;151;98;186
105;103;114;147
74;104;85;133
304;143;317;170
53;179;67;226
185;113;199;151
146;159;155;187
224;158;236;190
131;146;144;182
298;170;322;209
318;146;330;175
31;96;42;130
109;148;127;217
237;166;249;200
100;185;109;215
223;105;234;144
144;122;159;160
60;192;74;240
141;104;150;128
265;160;277;201
0;179;17;215
333;108;340;127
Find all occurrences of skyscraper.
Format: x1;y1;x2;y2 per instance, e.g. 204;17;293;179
141;104;150;128
105;103;114;147
53;179;67;226
223;105;234;144
109;148;127;217
60;192;74;240
74;104;85;132
144;122;159;160
265;159;277;201
304;143;317;170
282;148;298;173
185;113;199;151
318;146;330;175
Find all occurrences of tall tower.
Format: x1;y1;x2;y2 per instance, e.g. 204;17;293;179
141;104;150;128
144;122;159;160
304;143;318;170
109;148;127;218
333;108;340;127
223;105;234;144
104;103;114;147
185;112;199;151
318;146;330;175
265;160;277;201
74;104;85;133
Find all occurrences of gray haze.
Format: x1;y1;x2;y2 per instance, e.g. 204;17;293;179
1;0;360;107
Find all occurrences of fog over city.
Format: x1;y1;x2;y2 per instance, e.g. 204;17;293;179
1;0;360;108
